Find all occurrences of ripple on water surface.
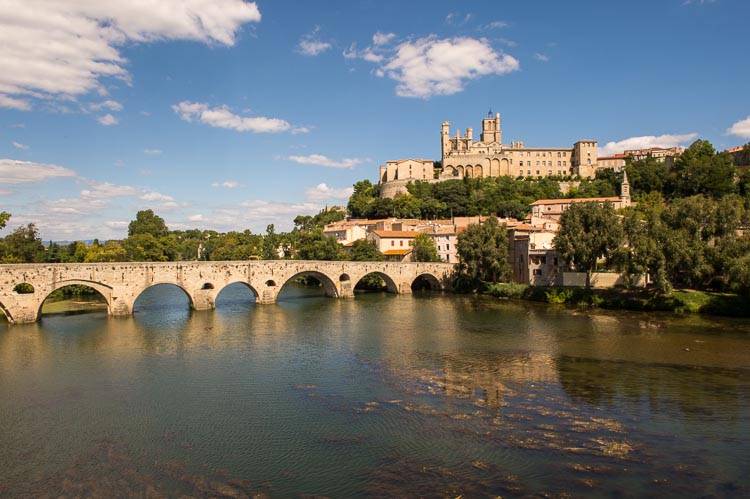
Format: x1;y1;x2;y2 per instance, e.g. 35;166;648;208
0;288;748;497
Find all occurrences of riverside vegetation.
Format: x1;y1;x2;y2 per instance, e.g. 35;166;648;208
0;140;748;316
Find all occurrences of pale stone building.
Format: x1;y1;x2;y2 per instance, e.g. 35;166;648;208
530;172;631;221
379;111;612;197
379;159;435;183
624;146;683;163
367;230;416;261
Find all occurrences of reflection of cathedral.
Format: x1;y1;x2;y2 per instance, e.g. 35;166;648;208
379;111;603;198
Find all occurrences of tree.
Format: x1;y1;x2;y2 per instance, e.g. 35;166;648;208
123;233;169;261
618;201;671;293
348;239;383;261
347;180;378;218
0;211;9;231
128;209;169;238
411;233;441;262
554;202;623;287
665;140;737;199
625;158;669;195
294;230;342;261
456;217;510;287
262;224;280;260
84;240;127;262
1;223;45;263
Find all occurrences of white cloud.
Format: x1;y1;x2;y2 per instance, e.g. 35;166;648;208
372;35;519;98
12;141;29;150
534;52;550;62
212;180;239;188
0;189;12;195
46;197;107;215
80;181;137;199
291;126;312;134
727;116;750;139
105;221;128;229
173;101;292;134
140;191;174;202
296;26;331;56
305;183;353;201
600;133;699;156
0;1;261;106
89;100;123;112
188;214;205;222
0;159;76;184
288;154;364;169
97;114;118;126
0;94;30;110
143;148;162;155
372;31;396;46
480;21;508;30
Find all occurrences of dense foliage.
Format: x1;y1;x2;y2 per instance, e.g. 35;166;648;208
455;217;510;290
554;202;624;287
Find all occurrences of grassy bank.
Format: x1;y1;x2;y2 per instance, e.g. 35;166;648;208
485;283;750;318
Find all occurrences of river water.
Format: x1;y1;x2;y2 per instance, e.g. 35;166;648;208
1;283;749;497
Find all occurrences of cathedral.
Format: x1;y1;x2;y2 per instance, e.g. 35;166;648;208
379;111;603;198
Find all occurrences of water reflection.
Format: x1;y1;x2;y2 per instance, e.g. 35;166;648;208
0;290;748;497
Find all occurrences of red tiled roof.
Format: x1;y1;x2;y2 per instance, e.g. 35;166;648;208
531;197;621;206
372;230;417;238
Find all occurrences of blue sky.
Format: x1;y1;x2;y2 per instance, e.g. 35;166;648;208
1;0;749;240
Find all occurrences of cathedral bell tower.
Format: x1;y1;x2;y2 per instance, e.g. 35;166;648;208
481;110;502;144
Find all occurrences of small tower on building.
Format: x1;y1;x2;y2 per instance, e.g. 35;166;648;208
481;109;502;144
620;170;631;204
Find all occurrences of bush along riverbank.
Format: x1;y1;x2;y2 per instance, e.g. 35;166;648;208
484;283;750;318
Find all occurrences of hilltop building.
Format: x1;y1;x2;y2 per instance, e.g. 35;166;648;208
530;171;631;221
378;111;685;198
380;111;604;197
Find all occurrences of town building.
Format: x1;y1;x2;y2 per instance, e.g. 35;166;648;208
367;230;416;261
624;146;683;163
530;172;631;221
597;153;627;171
507;225;560;286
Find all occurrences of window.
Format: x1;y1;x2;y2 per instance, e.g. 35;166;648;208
391;240;394;246
400;240;403;246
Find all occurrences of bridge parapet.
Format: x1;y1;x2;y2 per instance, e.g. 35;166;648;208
0;260;454;324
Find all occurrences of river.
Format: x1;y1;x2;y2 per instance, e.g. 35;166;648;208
1;283;749;497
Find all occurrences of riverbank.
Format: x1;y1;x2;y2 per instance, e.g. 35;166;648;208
485;283;750;318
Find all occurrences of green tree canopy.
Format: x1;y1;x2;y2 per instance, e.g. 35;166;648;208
665;140;737;199
554;202;624;286
348;239;384;261
1;223;45;263
128;209;169;238
411;233;441;262
456;217;510;287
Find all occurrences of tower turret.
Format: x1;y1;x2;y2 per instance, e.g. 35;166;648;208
481;110;502;144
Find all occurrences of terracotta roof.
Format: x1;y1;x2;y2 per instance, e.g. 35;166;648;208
372;230;417;238
531;196;621;206
383;249;413;256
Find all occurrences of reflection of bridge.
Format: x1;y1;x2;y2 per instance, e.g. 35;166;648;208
0;260;454;324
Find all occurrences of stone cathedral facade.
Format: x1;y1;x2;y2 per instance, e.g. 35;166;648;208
379;111;602;198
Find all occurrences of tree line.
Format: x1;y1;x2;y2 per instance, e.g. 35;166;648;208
0;207;442;265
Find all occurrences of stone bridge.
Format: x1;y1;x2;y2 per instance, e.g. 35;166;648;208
0;260;454;324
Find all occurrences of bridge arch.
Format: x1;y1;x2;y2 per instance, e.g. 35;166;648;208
411;273;442;292
354;271;398;294
215;281;259;301
132;282;195;312
36;280;113;320
278;270;339;298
